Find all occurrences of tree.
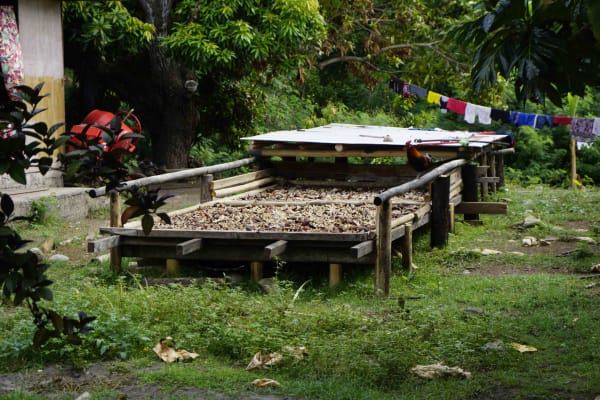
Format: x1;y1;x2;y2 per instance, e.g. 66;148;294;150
454;0;600;105
63;0;325;169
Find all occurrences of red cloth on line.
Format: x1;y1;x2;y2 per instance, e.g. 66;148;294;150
553;116;572;125
446;98;467;115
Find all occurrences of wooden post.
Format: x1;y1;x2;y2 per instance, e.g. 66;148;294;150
461;163;479;222
449;203;455;233
375;200;392;297
109;190;122;273
200;174;213;203
251;261;263;282
489;153;497;193
480;153;488;198
570;138;577;189
430;175;450;248
400;223;413;271
329;263;342;287
165;259;180;276
497;153;505;188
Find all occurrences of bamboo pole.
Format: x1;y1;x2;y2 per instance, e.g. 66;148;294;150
570;138;577;189
89;157;256;197
109;190;122;273
374;159;468;205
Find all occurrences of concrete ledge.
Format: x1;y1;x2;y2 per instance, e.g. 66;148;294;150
3;187;108;220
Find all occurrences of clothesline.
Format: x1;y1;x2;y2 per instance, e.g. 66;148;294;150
389;77;599;145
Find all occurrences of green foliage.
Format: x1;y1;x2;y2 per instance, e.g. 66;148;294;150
0;83;95;349
62;1;155;59
120;187;174;235
454;0;600;105
28;197;58;226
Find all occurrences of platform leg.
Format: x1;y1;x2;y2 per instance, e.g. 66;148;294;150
166;259;180;276
401;223;413;271
329;263;342;287
109;190;122;273
251;261;263;282
375;200;392;297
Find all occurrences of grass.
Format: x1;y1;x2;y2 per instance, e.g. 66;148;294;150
1;184;599;399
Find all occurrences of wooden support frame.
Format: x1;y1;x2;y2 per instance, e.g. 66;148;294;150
329;263;342;287
461;163;480;222
251;261;263;282
88;235;120;253
351;240;374;258
400;223;413;270
109;190;122;273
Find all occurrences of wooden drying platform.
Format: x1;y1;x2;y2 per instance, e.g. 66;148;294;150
88;124;512;296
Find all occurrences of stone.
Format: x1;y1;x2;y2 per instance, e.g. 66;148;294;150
49;254;69;262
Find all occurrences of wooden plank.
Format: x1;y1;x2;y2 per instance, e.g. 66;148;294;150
351;240;374;258
213;176;276;198
88;235;120;253
264;240;287;258
455;202;507;215
109;191;122;273
250;147;458;159
100;227;374;242
200;174;213;203
217;199;373;207
176;238;203;256
477;177;500;183
270;160;417;180
211;169;273;190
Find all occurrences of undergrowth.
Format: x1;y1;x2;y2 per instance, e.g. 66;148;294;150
0;185;599;399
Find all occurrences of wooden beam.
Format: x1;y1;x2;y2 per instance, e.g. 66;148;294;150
88;235;120;253
264;240;287;258
176;238;203;256
477;177;500;183
455;202;507;215
200;174;213;203
211;169;273;190
351;240;374;258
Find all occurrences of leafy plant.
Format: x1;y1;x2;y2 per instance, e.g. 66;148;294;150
0;83;95;347
60;111;172;235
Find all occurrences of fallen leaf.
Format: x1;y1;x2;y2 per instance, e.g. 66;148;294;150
252;378;281;388
510;342;537;353
152;337;199;363
411;363;471;379
590;264;600;273
246;351;283;370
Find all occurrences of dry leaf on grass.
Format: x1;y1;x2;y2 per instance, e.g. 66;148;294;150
252;378;281;388
411;363;471;379
510;342;537;353
590;264;600;273
246;351;283;371
152;336;199;363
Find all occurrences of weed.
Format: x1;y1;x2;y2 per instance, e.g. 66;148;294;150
29;197;59;226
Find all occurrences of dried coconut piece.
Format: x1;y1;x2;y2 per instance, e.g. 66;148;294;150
411;363;472;379
152;336;199;363
252;378;281;388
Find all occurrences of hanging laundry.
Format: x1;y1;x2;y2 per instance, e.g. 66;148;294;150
0;6;23;101
534;115;555;129
593;118;600;137
464;103;492;125
446;98;467;115
490;108;511;124
426;90;442;105
408;84;427;99
570;118;596;143
439;96;448;113
510;112;536;127
553;115;572;125
388;77;403;94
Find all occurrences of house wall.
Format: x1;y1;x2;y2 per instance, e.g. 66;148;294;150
0;0;64;190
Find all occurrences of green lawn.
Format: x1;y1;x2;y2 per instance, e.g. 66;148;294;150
1;184;599;399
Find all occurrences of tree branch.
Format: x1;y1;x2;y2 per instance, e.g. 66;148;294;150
316;41;468;70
